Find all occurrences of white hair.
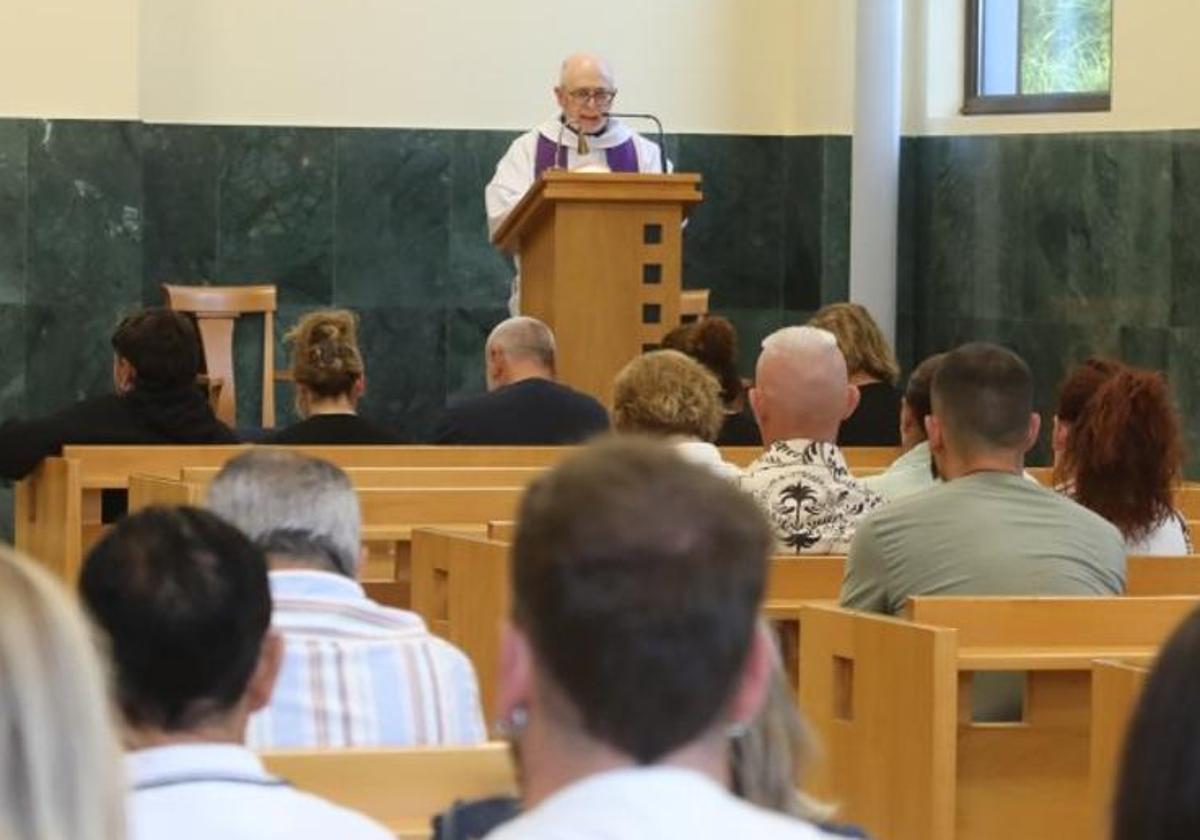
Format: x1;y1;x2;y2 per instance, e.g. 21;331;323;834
487;316;557;370
0;548;124;840
761;325;840;355
207;450;362;576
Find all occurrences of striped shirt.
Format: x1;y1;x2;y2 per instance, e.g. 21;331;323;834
246;570;487;749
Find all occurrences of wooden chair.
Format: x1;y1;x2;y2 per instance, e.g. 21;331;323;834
162;283;278;428
1089;658;1151;840
679;288;710;324
261;744;516;839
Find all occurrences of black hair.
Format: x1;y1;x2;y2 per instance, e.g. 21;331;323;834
110;307;202;390
931;342;1033;450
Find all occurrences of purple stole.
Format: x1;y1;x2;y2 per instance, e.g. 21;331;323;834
534;133;640;179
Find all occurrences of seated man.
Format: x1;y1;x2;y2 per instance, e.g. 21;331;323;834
79;506;391;840
207;449;486;748
740;326;882;553
489;438;842;839
842;342;1126;615
433;316;609;445
862;353;945;501
0;307;236;480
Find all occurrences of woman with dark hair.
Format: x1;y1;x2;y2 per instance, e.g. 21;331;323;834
661;316;761;445
1053;358;1190;555
1112;605;1200;839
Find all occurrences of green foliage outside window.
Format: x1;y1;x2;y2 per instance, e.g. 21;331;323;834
1020;0;1112;94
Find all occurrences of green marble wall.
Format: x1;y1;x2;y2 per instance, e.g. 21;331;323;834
0;119;851;442
899;130;1200;469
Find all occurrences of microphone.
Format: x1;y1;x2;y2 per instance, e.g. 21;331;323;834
604;112;669;174
554;120;568;170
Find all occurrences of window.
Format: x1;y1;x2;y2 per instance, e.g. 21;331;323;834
964;0;1112;114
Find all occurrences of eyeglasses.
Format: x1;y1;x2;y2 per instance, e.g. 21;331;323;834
566;88;617;107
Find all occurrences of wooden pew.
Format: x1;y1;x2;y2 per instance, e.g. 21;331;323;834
487;521;516;542
1089;658;1152;840
261;743;516;840
800;597;1199;840
1178;485;1200;519
179;465;547;489
411;529;511;717
17;445;572;584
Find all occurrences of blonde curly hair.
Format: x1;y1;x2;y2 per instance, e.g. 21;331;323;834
612;350;724;442
285;309;365;414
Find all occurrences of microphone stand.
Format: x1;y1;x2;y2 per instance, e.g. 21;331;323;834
604;112;669;174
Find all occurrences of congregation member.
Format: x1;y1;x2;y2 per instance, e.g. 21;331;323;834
0;307;235;481
841;342;1125;615
0;547;125;840
1112;604;1200;840
808;303;902;446
740;326;883;554
1053;358;1191;555
433;316;608;445
79;506;391;840
207;449;486;748
485;52;667;312
612;349;740;479
662;316;762;446
488;438;846;839
861;353;945;501
263;309;399;444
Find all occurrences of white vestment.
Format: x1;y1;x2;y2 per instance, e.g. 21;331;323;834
485;116;668;313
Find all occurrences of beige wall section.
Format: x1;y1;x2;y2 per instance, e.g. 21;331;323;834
906;0;1200;135
139;0;855;134
1;0;139;119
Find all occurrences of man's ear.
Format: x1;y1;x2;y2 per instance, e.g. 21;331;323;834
246;631;284;714
925;414;944;454
1023;412;1042;454
842;383;862;421
748;386;764;429
352;375;367;401
496;621;534;726
727;623;773;728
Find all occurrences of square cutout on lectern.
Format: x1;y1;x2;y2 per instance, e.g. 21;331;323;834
643;223;663;244
642;304;662;324
642;264;662;284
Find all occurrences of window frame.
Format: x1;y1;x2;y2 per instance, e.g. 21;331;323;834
962;0;1112;116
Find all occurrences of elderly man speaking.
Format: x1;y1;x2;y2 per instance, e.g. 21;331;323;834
485;52;669;312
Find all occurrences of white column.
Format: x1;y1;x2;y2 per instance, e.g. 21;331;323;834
849;0;903;344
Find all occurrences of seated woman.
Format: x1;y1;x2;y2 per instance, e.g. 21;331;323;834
265;309;399;444
0;307;236;481
1113;604;1200;839
808;303;901;446
0;546;125;840
1053;358;1190;555
612;349;740;479
661;316;761;445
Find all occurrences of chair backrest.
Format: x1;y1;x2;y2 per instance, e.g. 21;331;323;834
260;743;516;836
162;283;278;428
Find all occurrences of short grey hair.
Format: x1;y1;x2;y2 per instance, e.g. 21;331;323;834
487;316;557;371
761;325;841;357
206;450;361;577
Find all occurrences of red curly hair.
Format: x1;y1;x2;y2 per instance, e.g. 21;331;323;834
1055;358;1184;543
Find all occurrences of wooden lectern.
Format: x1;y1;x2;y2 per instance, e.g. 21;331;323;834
491;171;703;403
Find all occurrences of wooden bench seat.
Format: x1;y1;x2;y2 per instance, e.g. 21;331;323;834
1089;657;1152;840
261;743;516;839
798;597;1197;840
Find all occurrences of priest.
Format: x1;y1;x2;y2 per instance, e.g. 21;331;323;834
485;52;669;312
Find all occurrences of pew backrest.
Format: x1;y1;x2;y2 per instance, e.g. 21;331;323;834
766;555;844;601
180;465;546;489
1089;658;1151;840
261;743;516;838
1126;554;1200;595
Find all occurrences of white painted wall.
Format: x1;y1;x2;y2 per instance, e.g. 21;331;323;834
906;0;1200;135
1;0;139;119
2;0;859;135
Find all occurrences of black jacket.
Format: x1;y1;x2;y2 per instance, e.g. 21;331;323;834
0;384;238;480
262;413;401;445
433;378;609;445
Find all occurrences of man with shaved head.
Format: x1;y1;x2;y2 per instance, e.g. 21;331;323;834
486;52;669;312
433;316;609;444
739;326;883;553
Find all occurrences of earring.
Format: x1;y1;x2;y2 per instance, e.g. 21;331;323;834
495;704;529;739
726;720;749;740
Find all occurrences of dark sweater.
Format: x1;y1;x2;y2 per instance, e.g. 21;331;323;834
838;381;902;447
262;413;400;445
715;404;762;446
0;384;237;480
433;378;609;445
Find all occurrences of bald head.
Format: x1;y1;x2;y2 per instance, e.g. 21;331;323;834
556;52;617;135
485;317;557;390
750;326;858;445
